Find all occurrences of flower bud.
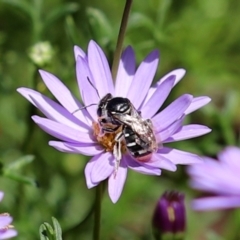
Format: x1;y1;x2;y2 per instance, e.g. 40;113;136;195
28;41;54;67
152;191;186;240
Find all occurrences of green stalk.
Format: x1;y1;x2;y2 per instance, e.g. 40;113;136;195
111;0;133;81
93;182;103;240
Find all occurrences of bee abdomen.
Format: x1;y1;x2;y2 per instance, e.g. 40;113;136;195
124;126;152;158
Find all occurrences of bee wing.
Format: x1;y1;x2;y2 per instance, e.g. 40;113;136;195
134;119;158;150
130;104;141;118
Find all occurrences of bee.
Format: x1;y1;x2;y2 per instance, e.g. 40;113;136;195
75;77;157;170
97;93;157;167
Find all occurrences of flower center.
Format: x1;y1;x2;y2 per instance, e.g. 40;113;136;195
92;122;126;153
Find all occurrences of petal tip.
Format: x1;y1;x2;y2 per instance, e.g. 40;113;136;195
16;87;25;94
205;96;212;103
38;69;46;75
0;191;4;201
38;69;51;80
89;40;99;49
109;193;120;204
150;49;160;59
31;115;40;122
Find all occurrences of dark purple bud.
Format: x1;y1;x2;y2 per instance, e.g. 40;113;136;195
152;191;186;239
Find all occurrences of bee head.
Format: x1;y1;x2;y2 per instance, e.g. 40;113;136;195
97;93;113;117
107;97;131;115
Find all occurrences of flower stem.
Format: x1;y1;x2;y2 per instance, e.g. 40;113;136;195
93;182;103;240
111;0;133;81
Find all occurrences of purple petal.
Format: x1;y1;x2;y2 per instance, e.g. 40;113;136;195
187;156;216;176
184;96;211;115
190;175;240;195
74;45;86;61
157;116;184;142
91;152;114;183
192;196;240;211
140;75;175;119
188;157;240;194
76;56;99;119
85;156;100;188
189;171;226;193
142;69;186;105
158;147;202;165
164;124;211;143
218;147;240;172
108;157;128;203
115;46;136;97
158;68;186;86
0;229;18;239
152;94;193;132
49;141;103;156
0;216;12;227
126;156;161;175
143;153;177;171
188;157;224;180
17;88;90;131
38;70;92;124
88;40;114;97
0;192;4;202
32;116;95;143
127;50;159;109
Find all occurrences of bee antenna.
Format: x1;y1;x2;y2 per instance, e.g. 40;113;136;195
72;103;98;114
72;77;99;115
87;77;100;99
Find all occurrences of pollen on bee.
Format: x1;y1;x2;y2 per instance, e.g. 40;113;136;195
92;122;126;153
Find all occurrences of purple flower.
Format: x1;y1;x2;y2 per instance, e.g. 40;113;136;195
0;192;17;239
188;146;240;210
152;191;186;238
18;40;211;203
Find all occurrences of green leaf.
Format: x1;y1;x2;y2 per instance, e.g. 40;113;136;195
44;3;79;31
1;155;36;186
39;218;62;240
128;12;155;31
6;155;35;170
86;7;113;46
2;172;37;186
52;217;62;240
0;0;33;18
65;15;81;44
157;0;172;27
39;223;54;240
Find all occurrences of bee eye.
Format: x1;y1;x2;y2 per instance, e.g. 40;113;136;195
97;108;102;117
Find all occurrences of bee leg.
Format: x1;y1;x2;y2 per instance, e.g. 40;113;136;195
113;131;124;176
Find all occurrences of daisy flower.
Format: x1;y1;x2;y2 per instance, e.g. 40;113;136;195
0;192;17;239
188;146;240;210
18;40;211;203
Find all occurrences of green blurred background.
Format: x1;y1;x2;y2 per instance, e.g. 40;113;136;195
0;0;240;239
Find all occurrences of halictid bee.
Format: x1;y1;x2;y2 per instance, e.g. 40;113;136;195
77;77;158;170
97;93;158;167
